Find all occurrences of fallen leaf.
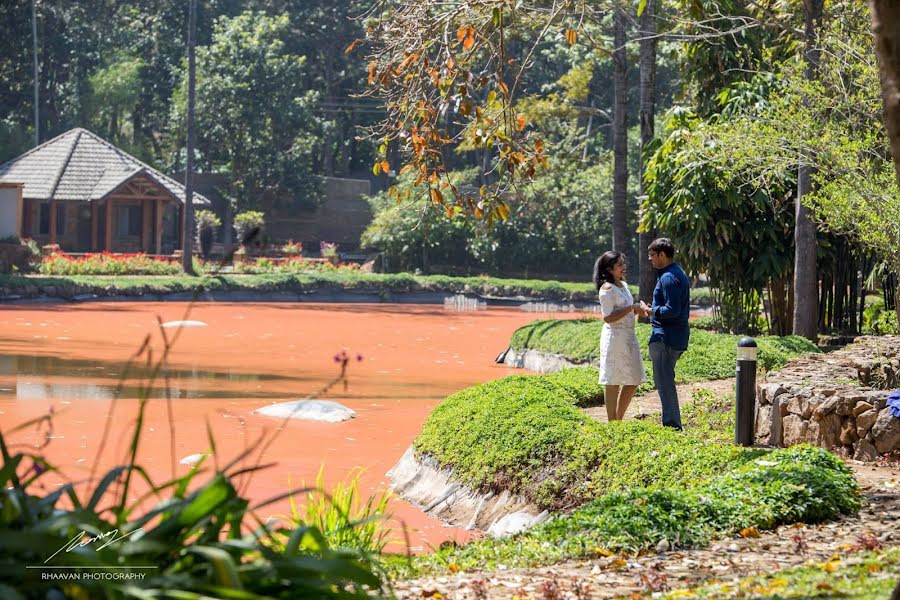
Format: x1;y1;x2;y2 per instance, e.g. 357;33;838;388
740;526;760;538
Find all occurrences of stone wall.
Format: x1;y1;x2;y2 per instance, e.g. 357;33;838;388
755;336;900;461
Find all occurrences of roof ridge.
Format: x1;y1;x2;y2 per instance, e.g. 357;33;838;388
0;128;81;173
76;128;209;203
48;129;83;200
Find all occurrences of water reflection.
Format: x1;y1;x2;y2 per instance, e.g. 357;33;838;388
0;354;303;401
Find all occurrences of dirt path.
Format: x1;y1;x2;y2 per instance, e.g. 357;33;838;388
582;378;737;422
392;462;900;599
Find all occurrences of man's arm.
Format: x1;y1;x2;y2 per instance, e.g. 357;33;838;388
653;273;685;322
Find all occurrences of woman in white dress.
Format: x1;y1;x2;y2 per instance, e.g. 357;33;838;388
593;251;647;421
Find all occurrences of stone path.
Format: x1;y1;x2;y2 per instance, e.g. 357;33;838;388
582;378;736;422
391;462;900;599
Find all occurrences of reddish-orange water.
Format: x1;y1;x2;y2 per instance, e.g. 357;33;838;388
0;302;582;552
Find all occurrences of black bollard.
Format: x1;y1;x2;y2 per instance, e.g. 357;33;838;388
735;337;758;446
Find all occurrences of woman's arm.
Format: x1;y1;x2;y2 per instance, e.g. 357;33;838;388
604;304;638;324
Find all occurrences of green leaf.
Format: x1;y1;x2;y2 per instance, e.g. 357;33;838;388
637;0;647;17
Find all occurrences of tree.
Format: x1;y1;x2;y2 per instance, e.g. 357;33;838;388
637;0;659;305
612;7;630;256
183;0;197;275
178;12;323;212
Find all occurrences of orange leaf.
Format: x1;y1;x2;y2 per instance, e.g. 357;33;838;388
456;26;467;43
367;62;377;84
739;526;760;538
516;114;526;131
431;188;444;205
565;29;577;45
380;160;390;174
344;38;360;54
463;29;475;51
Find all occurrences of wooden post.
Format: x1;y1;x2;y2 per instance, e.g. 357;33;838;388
105;198;113;252
155;199;163;255
49;200;57;244
91;202;98;251
177;204;183;254
142;201;151;253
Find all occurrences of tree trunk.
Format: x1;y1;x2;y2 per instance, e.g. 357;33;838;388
612;8;629;256
870;0;900;184
637;0;658;305
792;0;824;341
182;0;197;275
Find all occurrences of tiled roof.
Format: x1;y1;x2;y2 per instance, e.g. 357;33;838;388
0;128;210;205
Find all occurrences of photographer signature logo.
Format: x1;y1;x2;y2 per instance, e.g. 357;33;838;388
27;528;157;579
44;528;143;564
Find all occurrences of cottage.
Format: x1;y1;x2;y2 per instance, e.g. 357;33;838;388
0;128;209;254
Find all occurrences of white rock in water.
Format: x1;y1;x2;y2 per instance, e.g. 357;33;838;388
254;400;356;422
486;510;549;538
161;320;208;328
179;453;208;466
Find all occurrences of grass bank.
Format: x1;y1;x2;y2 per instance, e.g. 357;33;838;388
0;272;715;304
510;319;819;389
401;373;859;577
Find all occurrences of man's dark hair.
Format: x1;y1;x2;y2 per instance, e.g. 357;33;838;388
648;238;675;258
592;251;623;291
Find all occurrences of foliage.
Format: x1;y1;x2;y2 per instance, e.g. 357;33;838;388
194;208;221;232
668;546;900;599
400;444;859;575
640;102;795;334
281;240;303;255
234;210;266;245
38;251;183;276
86;53;144;147
180;11;323;212
232;257;361;275
0;355;385;598
508;318;819;388
863;301;900;335
283;467;392;564
319;241;339;258
414;372;754;510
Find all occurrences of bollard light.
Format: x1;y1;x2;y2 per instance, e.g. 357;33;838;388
735;337;758;447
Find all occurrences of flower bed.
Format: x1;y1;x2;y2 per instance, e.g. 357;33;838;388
38;251;183;276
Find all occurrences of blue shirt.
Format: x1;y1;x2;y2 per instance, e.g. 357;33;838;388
649;263;691;350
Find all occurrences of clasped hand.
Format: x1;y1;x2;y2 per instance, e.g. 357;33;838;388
632;301;652;318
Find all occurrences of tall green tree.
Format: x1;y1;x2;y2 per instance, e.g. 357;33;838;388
176;11;324;212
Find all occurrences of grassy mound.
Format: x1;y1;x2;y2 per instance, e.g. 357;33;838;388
415;371;753;509
400;446;859;575
509;319;819;385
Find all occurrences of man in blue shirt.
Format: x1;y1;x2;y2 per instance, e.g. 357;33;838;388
638;238;691;430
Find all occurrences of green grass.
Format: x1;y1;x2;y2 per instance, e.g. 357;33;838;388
509;319;820;390
666;546;900;599
414;372;754;510
394;445;859;577
0;272;714;304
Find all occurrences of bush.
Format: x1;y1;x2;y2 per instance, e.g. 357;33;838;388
234;210;266;246
414;371;753;510
863;300;900;335
404;446;859;575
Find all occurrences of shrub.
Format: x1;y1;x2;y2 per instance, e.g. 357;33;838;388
404;446;859;575
320;241;338;258
863;300;900;335
282;240;303;255
234;210;266;246
414;371;753;509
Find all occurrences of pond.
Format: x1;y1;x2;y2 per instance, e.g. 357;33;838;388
0;301;582;552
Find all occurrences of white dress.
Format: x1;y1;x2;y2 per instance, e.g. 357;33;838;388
598;282;647;386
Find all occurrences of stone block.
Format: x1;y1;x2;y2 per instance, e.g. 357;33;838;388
807;413;842;449
782;414;808;447
853;439;879;462
755;404;772;445
852;401;874;417
786;396;812;419
758;383;786;406
872;408;900;455
812;396;839;420
840;418;859;446
856;409;879;435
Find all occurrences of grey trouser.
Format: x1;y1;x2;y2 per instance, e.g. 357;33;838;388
649;341;684;430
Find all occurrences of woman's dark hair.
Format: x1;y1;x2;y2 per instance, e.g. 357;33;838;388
648;237;675;258
593;251;623;291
